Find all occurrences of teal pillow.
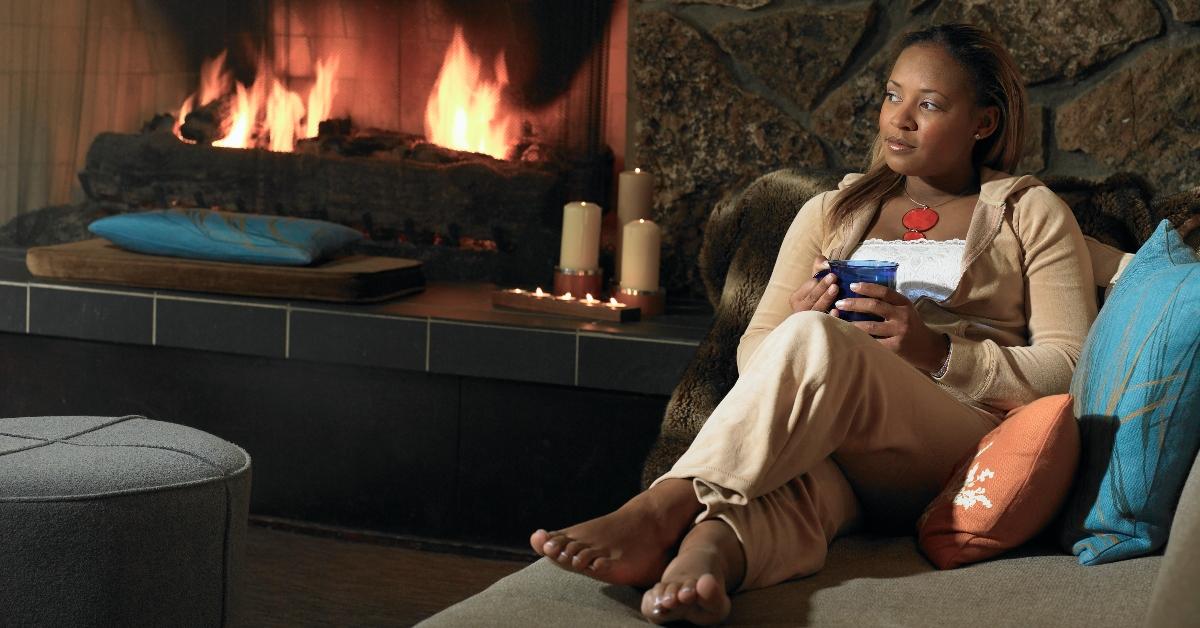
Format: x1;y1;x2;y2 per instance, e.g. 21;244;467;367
89;209;362;266
1060;219;1200;565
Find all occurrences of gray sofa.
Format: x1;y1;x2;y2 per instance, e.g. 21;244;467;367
422;170;1200;626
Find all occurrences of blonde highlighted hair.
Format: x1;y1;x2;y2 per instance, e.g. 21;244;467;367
827;24;1027;230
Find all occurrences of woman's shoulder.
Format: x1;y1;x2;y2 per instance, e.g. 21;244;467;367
980;168;1080;240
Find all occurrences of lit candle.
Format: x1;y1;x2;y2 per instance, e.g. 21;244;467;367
616;168;655;279
606;298;627;309
620;219;661;291
533;287;549;298
582;293;600;306
557;292;575;301
559;201;602;270
618;168;654;225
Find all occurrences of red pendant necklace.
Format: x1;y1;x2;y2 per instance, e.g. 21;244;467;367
900;180;970;240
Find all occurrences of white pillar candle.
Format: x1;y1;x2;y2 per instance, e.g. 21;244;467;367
616;168;654;279
559;201;601;270
620;219;661;291
617;168;654;225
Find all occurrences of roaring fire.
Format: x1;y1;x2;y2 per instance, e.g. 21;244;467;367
175;52;339;152
424;27;518;159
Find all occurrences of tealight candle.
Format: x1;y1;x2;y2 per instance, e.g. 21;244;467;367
606;298;627;309
533;287;549;298
582;293;600;306
557;292;575;301
559;201;602;270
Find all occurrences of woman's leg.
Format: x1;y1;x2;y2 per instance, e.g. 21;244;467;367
660;311;998;526
533;311;995;586
642;457;860;625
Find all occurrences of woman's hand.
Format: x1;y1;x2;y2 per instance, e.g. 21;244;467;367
834;282;949;372
789;256;840;314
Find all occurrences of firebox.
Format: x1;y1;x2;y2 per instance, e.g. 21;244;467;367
7;0;620;287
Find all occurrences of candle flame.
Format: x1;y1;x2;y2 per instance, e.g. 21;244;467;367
558;292;574;300
534;287;546;297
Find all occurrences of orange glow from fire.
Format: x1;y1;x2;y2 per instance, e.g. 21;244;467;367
424;27;518;159
175;51;340;152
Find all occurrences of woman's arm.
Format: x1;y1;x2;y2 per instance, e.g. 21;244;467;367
736;191;830;373
936;186;1098;411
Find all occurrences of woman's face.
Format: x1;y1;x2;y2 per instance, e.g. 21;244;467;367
878;44;995;180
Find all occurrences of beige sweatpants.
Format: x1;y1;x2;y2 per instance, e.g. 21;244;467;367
654;311;1000;590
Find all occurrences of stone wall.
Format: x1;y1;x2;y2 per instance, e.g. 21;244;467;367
630;0;1200;297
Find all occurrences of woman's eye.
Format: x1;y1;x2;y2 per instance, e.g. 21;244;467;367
920;101;940;111
884;91;899;102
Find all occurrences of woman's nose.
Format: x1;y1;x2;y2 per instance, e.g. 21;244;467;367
889;104;916;131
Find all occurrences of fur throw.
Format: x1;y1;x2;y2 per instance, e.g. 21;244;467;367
640;169;1199;487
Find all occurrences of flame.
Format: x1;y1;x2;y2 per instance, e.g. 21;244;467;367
176;51;340;152
424;27;517;159
306;56;340;139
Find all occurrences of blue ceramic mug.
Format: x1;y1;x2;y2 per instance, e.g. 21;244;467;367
813;259;899;322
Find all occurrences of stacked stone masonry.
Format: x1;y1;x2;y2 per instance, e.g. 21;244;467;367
636;0;1199;296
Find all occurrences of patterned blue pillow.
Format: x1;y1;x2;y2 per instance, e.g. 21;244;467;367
89;209;362;266
1060;219;1200;565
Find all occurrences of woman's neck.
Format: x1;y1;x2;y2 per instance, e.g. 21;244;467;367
903;170;979;204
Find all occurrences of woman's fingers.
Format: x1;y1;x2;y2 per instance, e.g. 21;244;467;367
811;255;831;275
847;281;910;305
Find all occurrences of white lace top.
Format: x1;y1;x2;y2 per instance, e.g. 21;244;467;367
849;238;967;303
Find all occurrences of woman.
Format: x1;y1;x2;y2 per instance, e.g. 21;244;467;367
530;23;1098;625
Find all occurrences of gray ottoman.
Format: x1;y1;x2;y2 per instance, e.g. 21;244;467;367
0;415;251;627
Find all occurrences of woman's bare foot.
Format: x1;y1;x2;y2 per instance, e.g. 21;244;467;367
529;478;700;587
641;519;746;626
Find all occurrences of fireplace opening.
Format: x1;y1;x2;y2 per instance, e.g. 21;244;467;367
4;0;621;287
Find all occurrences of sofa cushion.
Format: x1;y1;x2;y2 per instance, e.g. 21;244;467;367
1060;219;1200;565
418;537;1160;627
918;394;1079;569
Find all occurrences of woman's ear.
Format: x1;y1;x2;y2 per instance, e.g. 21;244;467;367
974;105;1000;141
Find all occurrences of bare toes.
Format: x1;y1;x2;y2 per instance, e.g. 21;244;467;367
541;533;569;556
676;579;699;604
562;540;587;560
660;581;682;609
529;529;551;555
572;547;601;570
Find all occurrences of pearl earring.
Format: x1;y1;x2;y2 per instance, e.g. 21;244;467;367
973;133;981;140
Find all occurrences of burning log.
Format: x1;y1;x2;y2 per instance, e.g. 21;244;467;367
179;96;233;145
77;131;611;284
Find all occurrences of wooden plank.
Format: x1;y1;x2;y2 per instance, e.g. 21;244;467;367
491;288;640;322
25;239;424;303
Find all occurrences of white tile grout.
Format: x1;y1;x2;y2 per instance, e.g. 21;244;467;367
284;306;292;358
25;284;30;333
151;295;158;345
27;282;153;299
427;318;575;335
576;331;701;347
153;292;287;310
0;280;28;287
287;305;425;323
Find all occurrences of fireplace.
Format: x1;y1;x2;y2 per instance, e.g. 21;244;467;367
3;0;621;287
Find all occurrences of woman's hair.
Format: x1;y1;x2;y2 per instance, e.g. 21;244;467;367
826;23;1027;231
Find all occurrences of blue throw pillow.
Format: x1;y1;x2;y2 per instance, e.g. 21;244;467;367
1059;219;1200;565
89;209;363;266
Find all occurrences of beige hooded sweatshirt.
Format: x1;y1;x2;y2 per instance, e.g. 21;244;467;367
737;167;1098;415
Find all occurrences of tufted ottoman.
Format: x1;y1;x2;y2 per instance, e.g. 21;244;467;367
0;415;252;627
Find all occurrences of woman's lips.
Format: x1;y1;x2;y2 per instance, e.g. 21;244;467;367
886;139;915;152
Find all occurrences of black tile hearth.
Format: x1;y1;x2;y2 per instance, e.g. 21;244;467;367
0;283;24;333
429;322;576;386
28;286;152;345
289;309;426;371
156;297;287;358
578;334;698;396
2;251;710;396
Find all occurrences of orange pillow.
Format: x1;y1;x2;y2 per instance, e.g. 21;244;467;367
917;394;1080;569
